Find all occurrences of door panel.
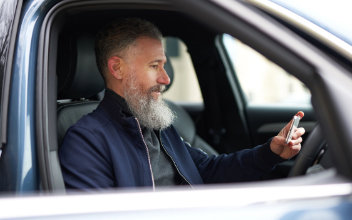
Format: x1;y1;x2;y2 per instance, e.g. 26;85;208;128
246;105;316;146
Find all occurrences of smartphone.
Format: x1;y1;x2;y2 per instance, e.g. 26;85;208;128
285;115;301;144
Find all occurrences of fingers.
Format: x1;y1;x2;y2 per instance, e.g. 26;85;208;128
289;143;301;156
288;127;305;146
271;112;305;159
292;127;305;140
295;111;304;119
289;137;302;146
288;111;304;128
270;135;302;159
288;111;305;130
279;111;305;137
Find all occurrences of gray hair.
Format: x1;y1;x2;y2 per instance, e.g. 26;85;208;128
95;18;163;81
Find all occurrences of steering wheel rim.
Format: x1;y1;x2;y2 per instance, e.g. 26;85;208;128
288;125;327;177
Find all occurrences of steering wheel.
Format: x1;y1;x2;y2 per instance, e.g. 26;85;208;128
288;125;327;177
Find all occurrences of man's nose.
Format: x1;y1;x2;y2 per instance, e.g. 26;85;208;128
157;67;170;85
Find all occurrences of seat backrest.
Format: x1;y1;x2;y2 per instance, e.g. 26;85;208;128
57;101;100;146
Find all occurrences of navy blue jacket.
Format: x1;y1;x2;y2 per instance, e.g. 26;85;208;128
59;92;283;189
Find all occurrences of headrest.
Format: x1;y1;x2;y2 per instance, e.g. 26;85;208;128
57;31;105;100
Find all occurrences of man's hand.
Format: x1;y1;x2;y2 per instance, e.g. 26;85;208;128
270;111;306;159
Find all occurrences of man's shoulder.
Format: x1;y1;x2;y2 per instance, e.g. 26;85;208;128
61;107;117;149
71;106;111;132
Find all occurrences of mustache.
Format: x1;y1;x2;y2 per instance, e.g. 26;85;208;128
148;85;166;94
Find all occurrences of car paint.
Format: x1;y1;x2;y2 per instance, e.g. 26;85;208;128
1;0;47;192
0;174;352;219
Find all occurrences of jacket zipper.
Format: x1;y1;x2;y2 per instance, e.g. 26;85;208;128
134;118;156;190
159;131;192;187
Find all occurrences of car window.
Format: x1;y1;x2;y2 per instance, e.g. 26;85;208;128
0;0;18;156
0;0;17;99
162;37;203;103
222;34;311;107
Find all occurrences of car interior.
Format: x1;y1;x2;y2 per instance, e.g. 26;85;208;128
34;2;333;192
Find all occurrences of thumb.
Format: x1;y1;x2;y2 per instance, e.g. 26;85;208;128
295;111;304;119
279;111;304;137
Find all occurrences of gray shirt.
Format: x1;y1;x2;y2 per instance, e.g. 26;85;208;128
142;127;178;186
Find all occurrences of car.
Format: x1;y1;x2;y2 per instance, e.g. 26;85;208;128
0;0;352;219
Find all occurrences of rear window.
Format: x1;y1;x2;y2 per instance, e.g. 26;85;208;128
162;37;203;104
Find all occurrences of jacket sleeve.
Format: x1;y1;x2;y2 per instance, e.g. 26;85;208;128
186;139;285;183
59;125;115;190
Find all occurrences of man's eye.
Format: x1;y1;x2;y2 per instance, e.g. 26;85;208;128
151;65;158;69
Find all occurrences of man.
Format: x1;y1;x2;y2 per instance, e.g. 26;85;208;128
59;18;305;190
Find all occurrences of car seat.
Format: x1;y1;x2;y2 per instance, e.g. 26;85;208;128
57;32;218;158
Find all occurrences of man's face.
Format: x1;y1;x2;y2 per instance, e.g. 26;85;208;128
122;37;170;101
120;37;174;129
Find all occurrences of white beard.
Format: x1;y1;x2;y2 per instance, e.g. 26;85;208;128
123;73;175;130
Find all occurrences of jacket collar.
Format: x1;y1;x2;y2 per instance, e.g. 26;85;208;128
105;89;132;115
99;89;136;125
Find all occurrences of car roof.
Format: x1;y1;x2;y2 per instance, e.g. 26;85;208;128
270;0;352;46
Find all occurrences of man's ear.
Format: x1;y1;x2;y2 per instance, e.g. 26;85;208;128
107;56;123;80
